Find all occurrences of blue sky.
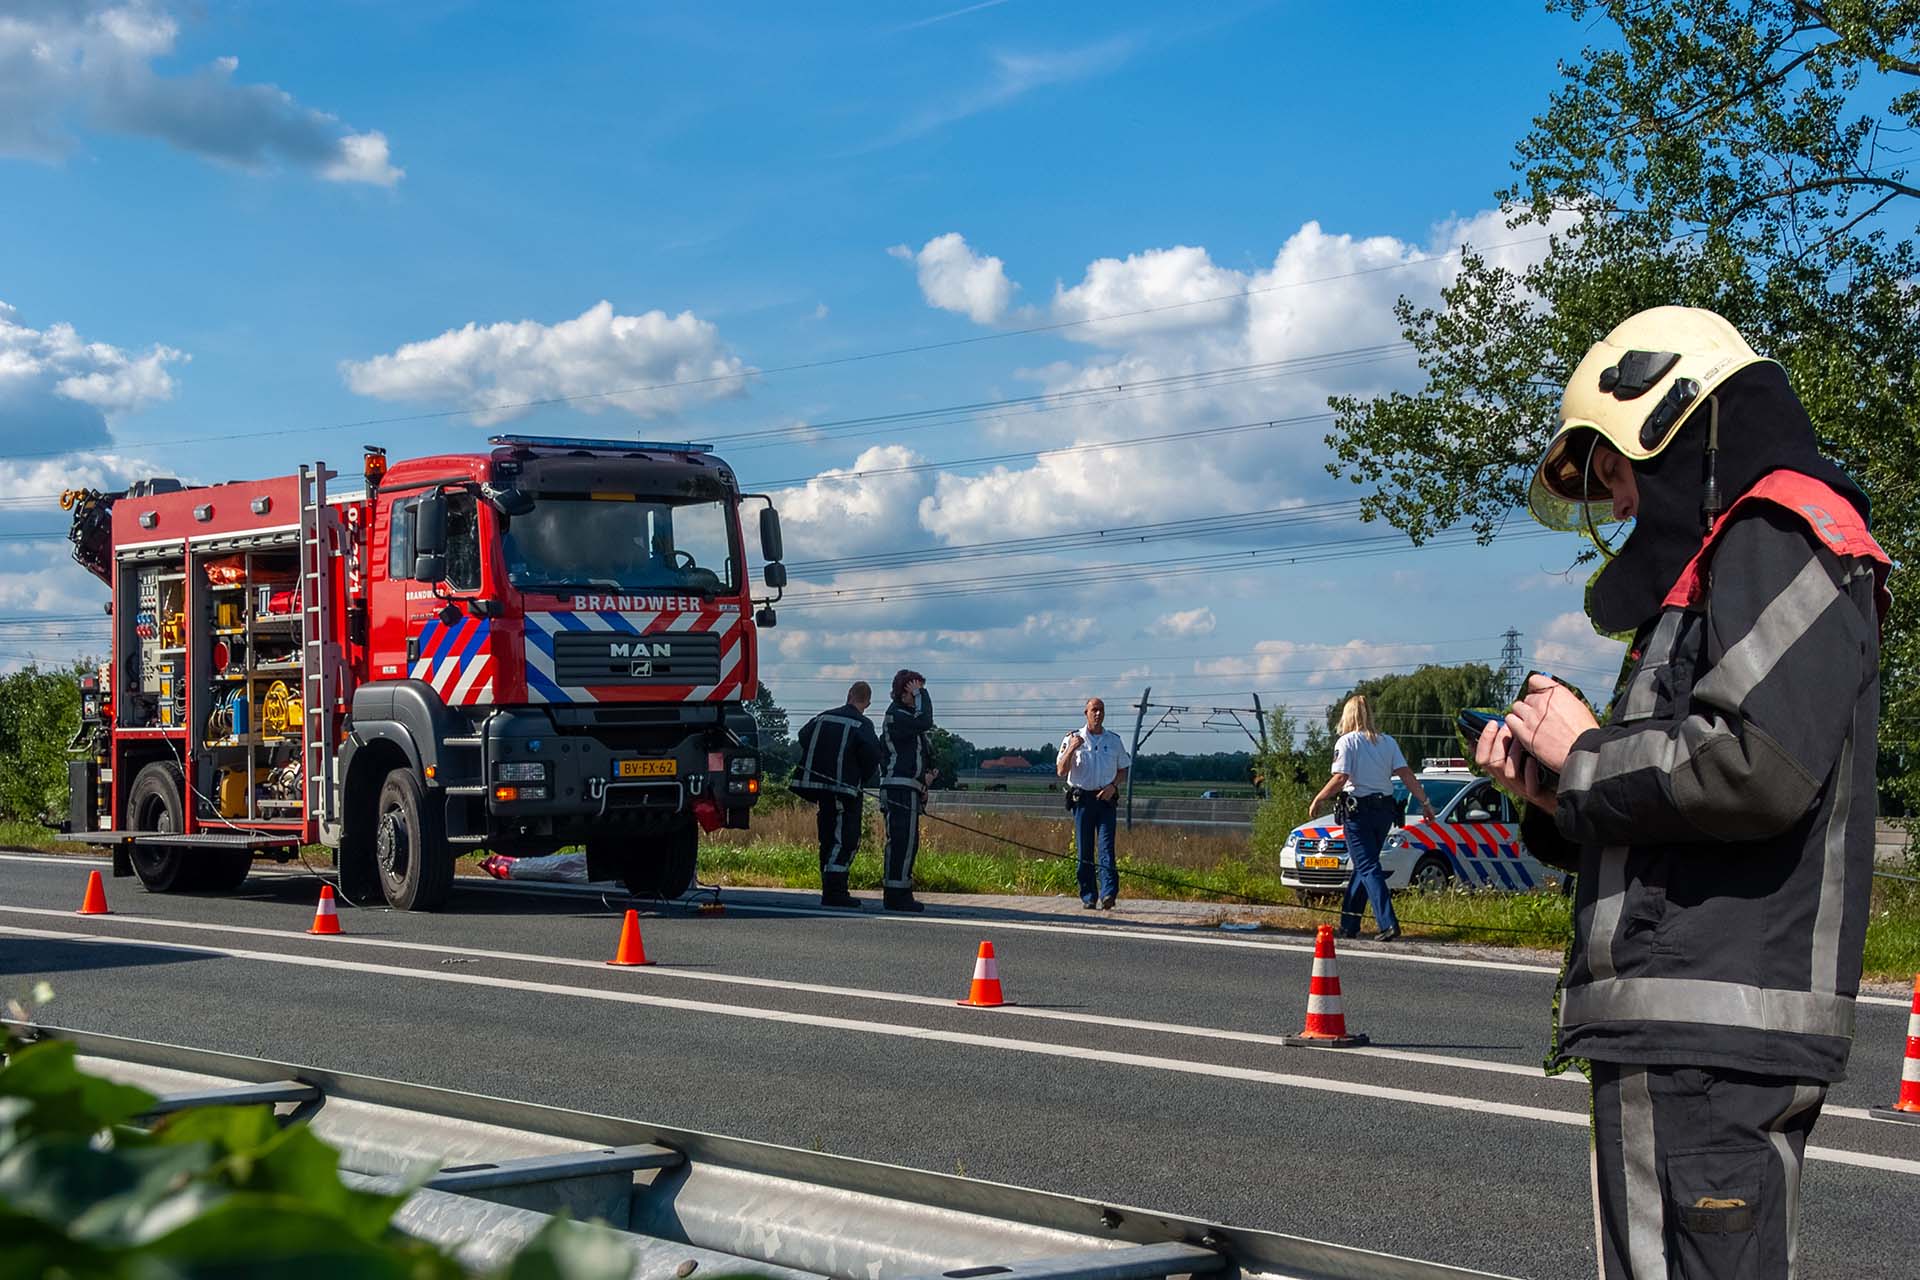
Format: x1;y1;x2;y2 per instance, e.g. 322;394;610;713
0;0;1630;749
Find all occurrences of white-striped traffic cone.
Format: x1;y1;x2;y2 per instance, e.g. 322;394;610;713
1282;924;1368;1048
1871;974;1920;1126
956;940;1007;1007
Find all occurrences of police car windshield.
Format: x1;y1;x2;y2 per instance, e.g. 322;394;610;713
501;494;737;595
1397;777;1467;813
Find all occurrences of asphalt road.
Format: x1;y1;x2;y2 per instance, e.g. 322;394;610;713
4;852;1916;1279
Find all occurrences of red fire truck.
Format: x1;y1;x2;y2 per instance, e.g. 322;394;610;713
62;435;786;911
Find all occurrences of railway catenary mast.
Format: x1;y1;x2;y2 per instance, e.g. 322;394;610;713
62;435;788;910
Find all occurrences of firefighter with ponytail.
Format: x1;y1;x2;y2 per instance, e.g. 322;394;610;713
1474;306;1890;1279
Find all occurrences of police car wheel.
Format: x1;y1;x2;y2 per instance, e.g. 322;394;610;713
1410;854;1452;892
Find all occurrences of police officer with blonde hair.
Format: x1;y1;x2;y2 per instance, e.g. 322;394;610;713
1310;694;1435;941
1475;306;1888;1278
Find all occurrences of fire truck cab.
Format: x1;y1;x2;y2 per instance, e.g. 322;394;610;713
65;435;785;911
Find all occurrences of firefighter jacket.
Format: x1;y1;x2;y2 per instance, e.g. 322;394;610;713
880;690;936;792
791;703;882;800
1526;472;1890;1083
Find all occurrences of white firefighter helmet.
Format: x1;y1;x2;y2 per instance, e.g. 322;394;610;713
1528;306;1774;533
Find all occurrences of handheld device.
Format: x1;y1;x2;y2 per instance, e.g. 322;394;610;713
1456;707;1503;740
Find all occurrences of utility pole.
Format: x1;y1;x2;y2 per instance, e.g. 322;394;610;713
1126;685;1149;832
1251;692;1269;752
1496;628;1525;703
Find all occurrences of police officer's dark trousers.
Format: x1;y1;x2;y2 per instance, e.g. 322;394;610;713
1590;1062;1826;1279
815;793;864;907
879;785;923;909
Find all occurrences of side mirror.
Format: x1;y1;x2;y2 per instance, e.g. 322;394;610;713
483;483;535;517
413;552;447;583
755;606;777;628
758;507;784;562
415;490;448;555
762;562;787;590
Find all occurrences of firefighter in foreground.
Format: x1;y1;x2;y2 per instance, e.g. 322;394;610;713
1475;307;1889;1279
791;681;884;910
878;669;936;912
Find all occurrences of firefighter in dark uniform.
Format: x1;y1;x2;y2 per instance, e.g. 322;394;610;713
878;668;935;912
791;681;883;910
1474;306;1889;1280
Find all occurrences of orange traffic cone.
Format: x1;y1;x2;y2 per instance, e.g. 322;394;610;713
608;909;655;966
307;884;342;935
956;940;1007;1008
77;869;110;916
1872;974;1920;1125
1282;924;1368;1048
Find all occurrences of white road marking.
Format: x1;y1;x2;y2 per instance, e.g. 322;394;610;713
3;850;1911;1007
0;903;1574;1085
10;922;1918;1175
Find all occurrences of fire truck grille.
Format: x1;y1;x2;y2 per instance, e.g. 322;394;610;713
549;631;723;685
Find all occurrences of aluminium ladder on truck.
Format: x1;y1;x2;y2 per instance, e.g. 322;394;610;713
298;464;347;844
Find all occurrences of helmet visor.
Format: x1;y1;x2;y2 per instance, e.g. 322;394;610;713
1527;424;1631;546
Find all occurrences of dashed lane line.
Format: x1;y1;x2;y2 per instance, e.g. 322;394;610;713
8;923;1914;1175
0;903;1581;1087
5;851;1909;1008
5;902;1896;1122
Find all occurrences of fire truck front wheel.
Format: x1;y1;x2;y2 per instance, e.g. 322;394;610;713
374;768;454;912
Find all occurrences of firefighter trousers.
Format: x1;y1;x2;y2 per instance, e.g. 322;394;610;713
815;793;864;875
879;786;922;890
1590;1061;1827;1280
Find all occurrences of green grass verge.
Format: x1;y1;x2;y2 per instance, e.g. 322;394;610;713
705;839;1920;978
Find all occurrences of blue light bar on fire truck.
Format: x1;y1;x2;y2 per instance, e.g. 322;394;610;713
487;435;714;454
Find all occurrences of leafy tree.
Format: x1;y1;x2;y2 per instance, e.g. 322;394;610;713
1325;0;1920;811
749;684;795;779
1250;707;1319;856
1321;664;1504;766
0;662;88;825
927;728;975;789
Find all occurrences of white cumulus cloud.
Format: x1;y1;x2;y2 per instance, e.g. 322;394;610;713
1532;611;1629;684
889;233;1018;325
0;301;186;452
773;444;937;561
0;1;402;184
1151;607;1216;639
341;301;751;426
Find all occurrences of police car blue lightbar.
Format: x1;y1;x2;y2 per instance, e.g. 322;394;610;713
488;435;713;453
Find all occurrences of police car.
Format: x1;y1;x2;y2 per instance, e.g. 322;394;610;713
1277;759;1558;896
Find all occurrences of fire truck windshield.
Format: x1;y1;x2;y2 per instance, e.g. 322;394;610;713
500;493;737;595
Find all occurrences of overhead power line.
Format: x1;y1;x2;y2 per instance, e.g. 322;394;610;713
746;411;1336;492
786;499;1360;576
782;526;1556;610
0;232;1552;464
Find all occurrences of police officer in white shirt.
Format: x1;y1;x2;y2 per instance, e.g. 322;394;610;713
1055;697;1132;909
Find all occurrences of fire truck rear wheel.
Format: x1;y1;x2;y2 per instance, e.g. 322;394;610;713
127;762;192;892
596;822;697;899
374;767;454;912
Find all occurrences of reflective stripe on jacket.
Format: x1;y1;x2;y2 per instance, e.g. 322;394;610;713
881;690;935;791
1532;473;1890;1082
792;703;883;799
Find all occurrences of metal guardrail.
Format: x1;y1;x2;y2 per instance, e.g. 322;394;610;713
44;1026;1515;1280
